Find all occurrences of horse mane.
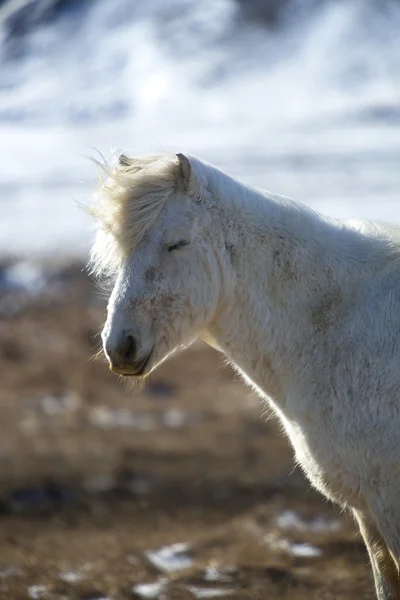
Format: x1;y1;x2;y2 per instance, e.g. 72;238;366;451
89;153;185;279
89;151;400;282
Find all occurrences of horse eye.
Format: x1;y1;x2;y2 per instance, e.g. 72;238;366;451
168;240;190;252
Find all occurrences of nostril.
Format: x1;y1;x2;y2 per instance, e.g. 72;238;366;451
123;334;136;361
105;333;137;365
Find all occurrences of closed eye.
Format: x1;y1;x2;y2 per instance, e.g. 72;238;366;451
168;240;190;252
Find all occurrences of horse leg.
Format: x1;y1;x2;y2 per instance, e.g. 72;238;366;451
353;508;399;600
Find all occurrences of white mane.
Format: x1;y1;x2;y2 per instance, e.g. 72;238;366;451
89;152;400;282
89;153;186;278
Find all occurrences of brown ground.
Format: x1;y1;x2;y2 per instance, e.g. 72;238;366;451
0;261;375;600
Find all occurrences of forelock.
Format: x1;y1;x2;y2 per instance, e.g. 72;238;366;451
89;153;180;279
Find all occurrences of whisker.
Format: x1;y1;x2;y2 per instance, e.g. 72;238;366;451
90;346;105;362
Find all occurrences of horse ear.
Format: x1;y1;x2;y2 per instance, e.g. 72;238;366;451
118;153;131;167
176;153;191;191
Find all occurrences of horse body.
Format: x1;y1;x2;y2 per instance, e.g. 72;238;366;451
91;152;400;599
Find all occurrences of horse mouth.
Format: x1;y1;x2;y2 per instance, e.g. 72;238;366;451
110;348;154;378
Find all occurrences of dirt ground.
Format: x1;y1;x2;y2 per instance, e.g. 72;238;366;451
0;260;376;600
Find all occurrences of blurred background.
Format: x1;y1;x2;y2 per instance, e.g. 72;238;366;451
0;0;399;598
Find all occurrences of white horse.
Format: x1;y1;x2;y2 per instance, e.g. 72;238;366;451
91;152;400;600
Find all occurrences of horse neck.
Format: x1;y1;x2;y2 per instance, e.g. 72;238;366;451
203;170;389;402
